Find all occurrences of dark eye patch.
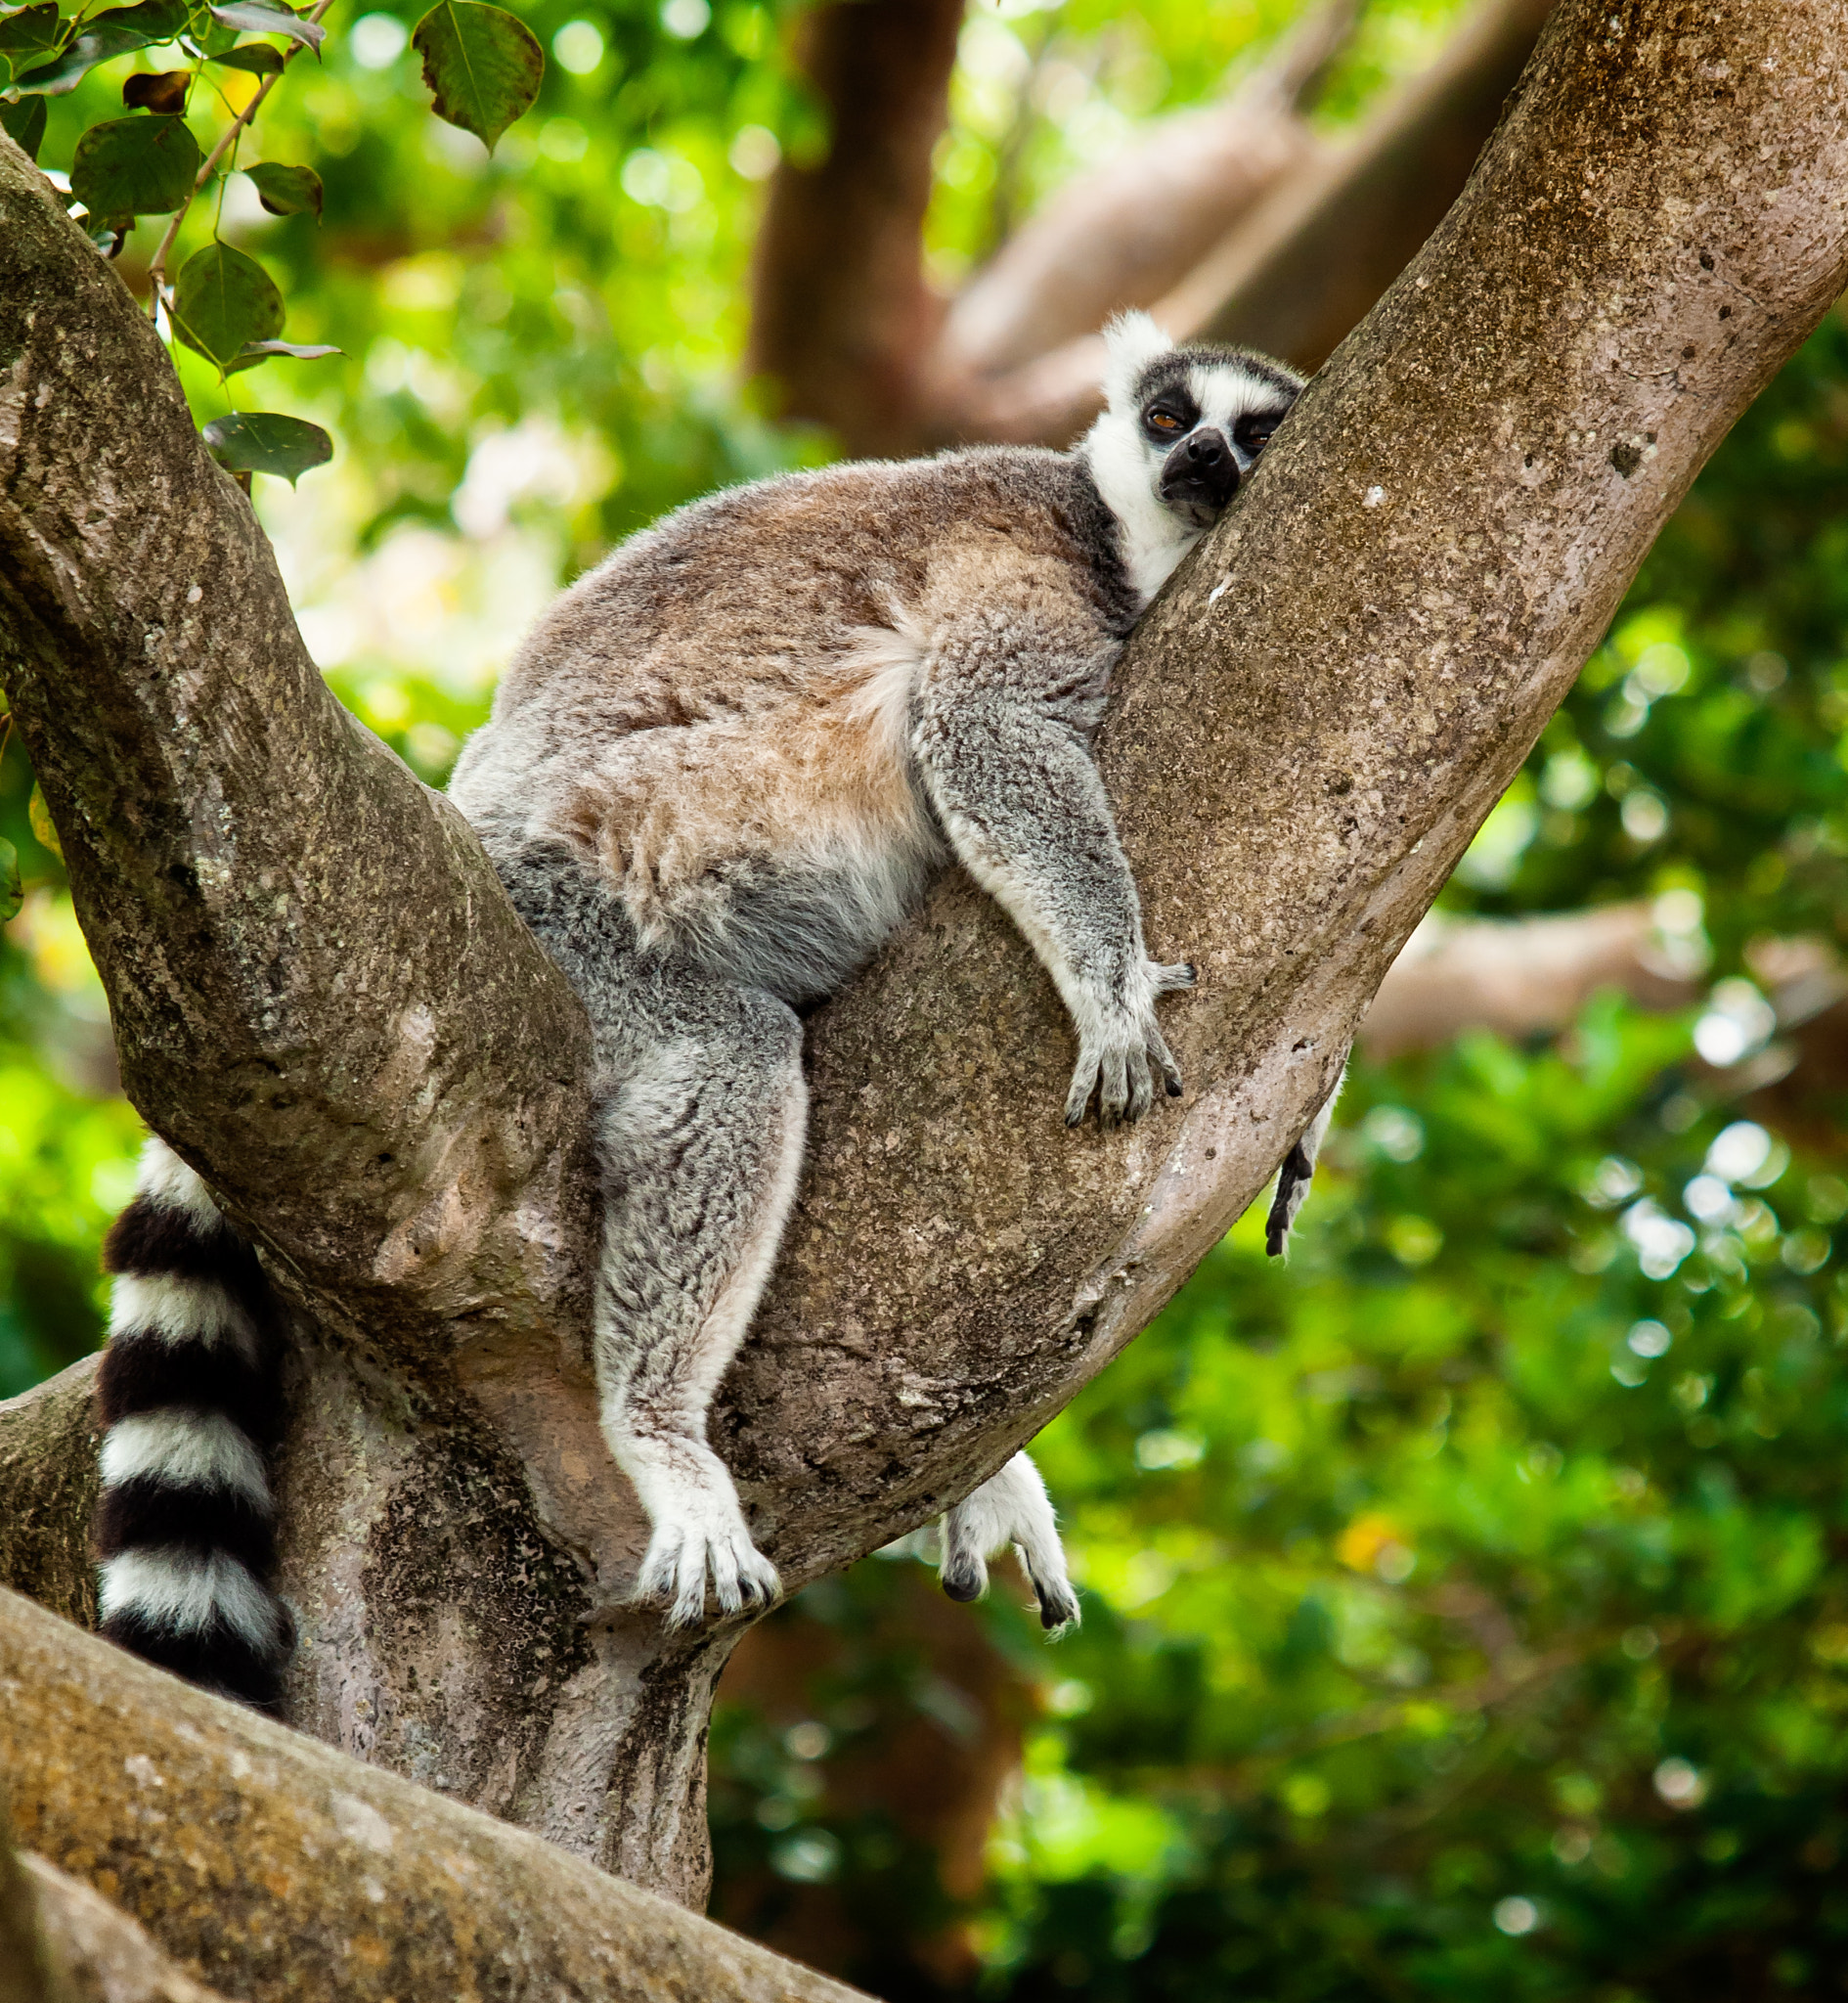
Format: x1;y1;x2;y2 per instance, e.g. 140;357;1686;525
1235;409;1289;454
1143;393;1199;440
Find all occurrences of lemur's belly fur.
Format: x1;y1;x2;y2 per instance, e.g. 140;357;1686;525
554;620;944;1001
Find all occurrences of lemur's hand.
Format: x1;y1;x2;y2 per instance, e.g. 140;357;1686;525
1064;959;1195;1129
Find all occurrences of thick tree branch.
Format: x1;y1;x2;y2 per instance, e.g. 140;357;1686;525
0;1588;867;2003
17;1848;237;2003
3;0;1846;1911
745;0;965;453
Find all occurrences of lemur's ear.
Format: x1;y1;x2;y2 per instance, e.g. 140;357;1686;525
1101;310;1173;415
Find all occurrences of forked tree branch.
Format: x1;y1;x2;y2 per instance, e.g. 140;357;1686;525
3;0;1847;1912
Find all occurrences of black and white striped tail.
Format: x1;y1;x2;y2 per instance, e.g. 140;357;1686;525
94;1136;292;1710
1265;1063;1347;1259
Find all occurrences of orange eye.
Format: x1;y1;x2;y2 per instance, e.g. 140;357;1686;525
1148;408;1182;431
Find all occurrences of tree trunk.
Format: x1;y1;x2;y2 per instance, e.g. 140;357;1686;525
3;0;1847;1912
745;0;965;453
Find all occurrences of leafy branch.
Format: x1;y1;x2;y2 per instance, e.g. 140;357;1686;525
0;0;544;485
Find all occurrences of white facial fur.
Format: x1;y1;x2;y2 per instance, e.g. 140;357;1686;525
1082;309;1299;609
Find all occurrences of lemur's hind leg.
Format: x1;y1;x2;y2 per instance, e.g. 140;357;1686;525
593;985;803;1625
496;841;799;1625
942;1451;1079;1631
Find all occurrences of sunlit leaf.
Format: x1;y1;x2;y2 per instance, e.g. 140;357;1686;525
223;335;341;374
209;40;284;71
412;0;543;154
243;159;321;217
207;0;325;53
235;338;339;360
27;784;61;862
94;0;192;38
121;67;189;112
69;113;200;216
0;837;19;925
0;94;47;159
170;241;285;366
201;411;332;484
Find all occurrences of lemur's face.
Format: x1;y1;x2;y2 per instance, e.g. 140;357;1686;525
1133;348;1303;528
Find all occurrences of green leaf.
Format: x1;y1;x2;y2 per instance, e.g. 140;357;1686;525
0;4;62;59
0;835;20;924
207;0;325;52
27;783;61;862
70;114;200;216
223;336;340;374
243;159;321;217
12;0;190;91
0;93;47;159
14;23;152;93
412;0;543;154
171;241;285;366
201;411;331;484
209;39;283;71
96;0;192;39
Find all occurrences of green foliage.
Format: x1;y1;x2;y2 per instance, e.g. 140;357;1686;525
411;0;544;152
202;408;334;479
2;0;547;485
172;238;285;357
243;156;320;212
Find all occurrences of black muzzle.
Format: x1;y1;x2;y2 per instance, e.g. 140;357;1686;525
1159;427;1240;522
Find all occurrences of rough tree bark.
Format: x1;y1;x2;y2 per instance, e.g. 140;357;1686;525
4;0;1848;1922
0;1586;866;2003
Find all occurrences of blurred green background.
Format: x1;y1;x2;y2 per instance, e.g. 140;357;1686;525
6;0;1848;1995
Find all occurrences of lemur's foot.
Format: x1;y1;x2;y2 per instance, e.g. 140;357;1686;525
941;1452;1081;1635
614;1433;780;1626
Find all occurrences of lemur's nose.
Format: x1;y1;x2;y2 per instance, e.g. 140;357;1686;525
1186;430;1226;465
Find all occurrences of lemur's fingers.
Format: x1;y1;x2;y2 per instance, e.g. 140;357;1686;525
708;1533;746;1618
1031;1569;1081;1633
1064;1054;1099;1128
1144;1020;1184;1101
738;1541;781;1609
940;1545;989;1603
1153;960;1197;993
1098;1044;1131;1127
1123;1044;1154;1123
635;1521;686;1609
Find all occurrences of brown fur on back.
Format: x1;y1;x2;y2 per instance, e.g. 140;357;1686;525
450;447;1134;979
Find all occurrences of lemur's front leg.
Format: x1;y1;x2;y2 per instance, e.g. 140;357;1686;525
910;609;1193;1130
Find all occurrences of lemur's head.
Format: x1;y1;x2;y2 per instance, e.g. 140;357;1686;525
1084;310;1303;604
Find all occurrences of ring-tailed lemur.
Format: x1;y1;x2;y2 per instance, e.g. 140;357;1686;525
94;314;1325;1704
